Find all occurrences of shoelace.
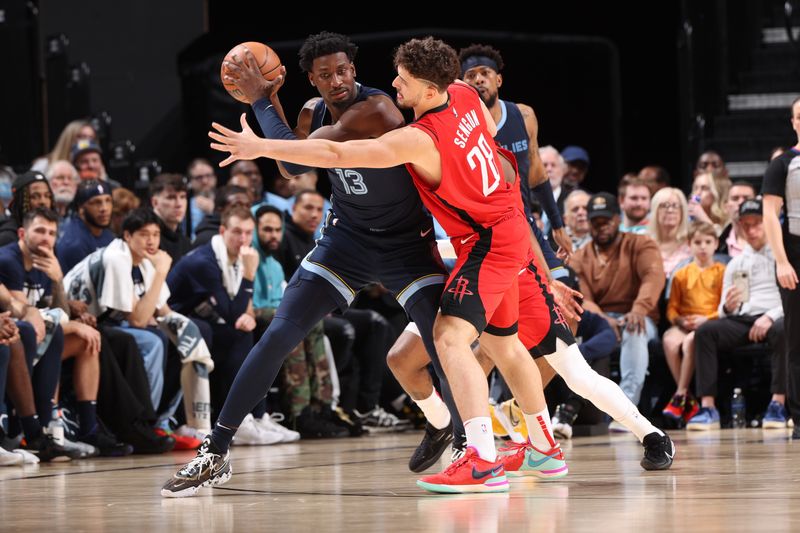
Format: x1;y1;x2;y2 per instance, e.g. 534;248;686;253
450;446;466;463
179;446;216;477
444;449;471;474
498;441;529;454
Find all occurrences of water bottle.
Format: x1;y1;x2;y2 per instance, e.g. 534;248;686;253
731;387;747;428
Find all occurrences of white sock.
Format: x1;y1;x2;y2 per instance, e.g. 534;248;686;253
544;342;663;442
524;408;557;451
615;406;664;441
414;390;451;430
464;417;496;462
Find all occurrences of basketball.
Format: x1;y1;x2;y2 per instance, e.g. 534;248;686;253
221;42;282;103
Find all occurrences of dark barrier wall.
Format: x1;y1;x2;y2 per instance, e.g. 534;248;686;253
2;1;680;196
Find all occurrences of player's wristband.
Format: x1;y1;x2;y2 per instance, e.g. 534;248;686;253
532;181;564;230
251;98;314;175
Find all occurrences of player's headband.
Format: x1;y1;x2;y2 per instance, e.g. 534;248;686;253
461;56;499;76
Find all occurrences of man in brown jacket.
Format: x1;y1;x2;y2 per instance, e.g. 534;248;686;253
570;192;666;412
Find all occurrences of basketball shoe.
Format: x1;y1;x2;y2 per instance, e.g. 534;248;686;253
416;446;508;493
408;422;453;473
662;394;686;424
161;437;231;498
498;441;568;479
640;432;675;470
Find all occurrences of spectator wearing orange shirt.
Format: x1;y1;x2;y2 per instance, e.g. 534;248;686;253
661;223;725;425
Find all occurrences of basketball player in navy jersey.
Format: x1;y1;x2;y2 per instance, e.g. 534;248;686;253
198;36;573;494
162;32;464;497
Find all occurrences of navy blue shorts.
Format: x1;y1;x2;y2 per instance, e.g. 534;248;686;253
296;214;447;312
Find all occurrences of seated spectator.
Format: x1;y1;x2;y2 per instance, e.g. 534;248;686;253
279;190;325;276
228;173;256;204
111;187;140;237
661;222;725;426
168;206;288;444
561;145;590;189
0;166;14;209
186;158;217;239
57;180;114;273
149;173;190;264
562;189;592;251
70;139;121;190
717;181;756;257
694;150;729;180
251;205;344;439
618;174;651;234
687;199;788;430
192;185;250;248
64;209;215;447
0;171;54;247
539;146;572;214
257;173;294;215
31;119;97;175
688;172;730;232
230;161;264;202
569;192;666;413
0;208;131;456
45;160;79;220
0;282;78;462
649;188;692;278
638;165;671;196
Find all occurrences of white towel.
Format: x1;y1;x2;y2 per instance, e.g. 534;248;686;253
211;234;242;299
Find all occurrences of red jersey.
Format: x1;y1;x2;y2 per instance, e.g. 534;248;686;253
407;82;524;238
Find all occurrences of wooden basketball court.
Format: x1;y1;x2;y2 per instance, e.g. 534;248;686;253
1;429;799;532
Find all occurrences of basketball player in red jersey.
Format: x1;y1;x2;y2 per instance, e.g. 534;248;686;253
209;37;564;493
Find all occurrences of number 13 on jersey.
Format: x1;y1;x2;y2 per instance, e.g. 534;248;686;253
466;133;501;196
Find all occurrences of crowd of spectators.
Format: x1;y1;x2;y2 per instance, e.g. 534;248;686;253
0;102;795;465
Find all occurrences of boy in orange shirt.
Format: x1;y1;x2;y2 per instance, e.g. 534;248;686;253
662;222;725;425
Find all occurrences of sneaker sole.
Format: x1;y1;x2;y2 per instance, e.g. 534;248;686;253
686;423;720;431
160;469;233;498
762;420;788;429
416;477;509;493
507;465;568;479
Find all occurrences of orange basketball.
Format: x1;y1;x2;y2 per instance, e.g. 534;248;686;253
221;42;282;103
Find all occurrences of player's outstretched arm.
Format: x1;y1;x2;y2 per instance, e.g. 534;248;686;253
210;113;428;170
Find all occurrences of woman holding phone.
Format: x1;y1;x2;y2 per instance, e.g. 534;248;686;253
762;96;800;438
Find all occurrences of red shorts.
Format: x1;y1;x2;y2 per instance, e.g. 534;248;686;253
440;212;532;335
517;262;575;357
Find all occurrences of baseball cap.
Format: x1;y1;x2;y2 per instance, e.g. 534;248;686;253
561;145;590;166
739;197;762;217
586;192;620;220
71;139;103;164
74;179;111;207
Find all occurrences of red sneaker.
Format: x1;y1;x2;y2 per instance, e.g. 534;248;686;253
683;396;700;423
155;428;200;451
417;446;508;493
499;441;568;479
662;394;685;422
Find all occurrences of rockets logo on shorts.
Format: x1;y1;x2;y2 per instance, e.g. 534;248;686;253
447;276;474;303
553;304;568;329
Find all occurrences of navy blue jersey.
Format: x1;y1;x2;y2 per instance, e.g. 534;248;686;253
495;100;563;274
57;217;115;274
167;243;254;325
310;84;429;234
495;100;531;184
0;242;52;307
